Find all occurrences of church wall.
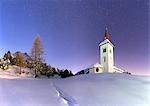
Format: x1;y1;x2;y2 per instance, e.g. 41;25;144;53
83;66;104;74
94;67;103;73
100;40;115;73
100;43;109;72
107;44;114;72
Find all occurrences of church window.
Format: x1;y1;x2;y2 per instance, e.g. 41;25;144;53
104;56;106;62
110;49;111;53
103;48;106;53
96;68;99;72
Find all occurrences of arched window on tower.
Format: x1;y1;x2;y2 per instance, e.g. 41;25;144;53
103;56;106;62
103;48;106;53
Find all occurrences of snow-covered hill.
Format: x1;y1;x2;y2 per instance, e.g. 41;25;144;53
0;73;149;106
0;66;33;79
54;73;150;106
0;79;67;106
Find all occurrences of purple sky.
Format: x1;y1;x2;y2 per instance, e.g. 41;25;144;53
0;0;149;75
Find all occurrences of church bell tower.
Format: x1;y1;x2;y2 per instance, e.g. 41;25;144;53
99;28;114;72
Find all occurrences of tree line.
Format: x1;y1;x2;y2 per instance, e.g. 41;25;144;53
0;35;74;78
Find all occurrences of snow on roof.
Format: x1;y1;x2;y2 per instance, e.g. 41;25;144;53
99;39;114;47
87;63;103;68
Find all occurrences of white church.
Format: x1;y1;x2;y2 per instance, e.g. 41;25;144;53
78;28;124;74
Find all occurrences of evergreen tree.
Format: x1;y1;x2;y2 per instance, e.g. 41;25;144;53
26;60;34;70
46;66;53;77
69;71;74;76
59;69;74;78
3;51;13;63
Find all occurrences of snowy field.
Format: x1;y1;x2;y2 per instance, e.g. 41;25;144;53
0;73;149;106
0;66;33;79
0;78;67;106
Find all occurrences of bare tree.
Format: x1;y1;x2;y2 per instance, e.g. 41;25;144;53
31;35;44;62
31;35;44;77
16;52;25;74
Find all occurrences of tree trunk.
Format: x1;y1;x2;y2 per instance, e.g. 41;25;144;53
35;69;36;76
20;66;21;74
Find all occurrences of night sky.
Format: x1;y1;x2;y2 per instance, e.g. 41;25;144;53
0;0;149;75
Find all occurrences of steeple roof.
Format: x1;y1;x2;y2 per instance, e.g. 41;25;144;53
99;27;114;47
104;27;110;40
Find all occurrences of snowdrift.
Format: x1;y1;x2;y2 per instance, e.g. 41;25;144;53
0;79;67;106
54;73;150;106
0;73;149;106
0;66;33;79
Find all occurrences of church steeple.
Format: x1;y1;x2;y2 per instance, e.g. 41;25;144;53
99;27;114;72
104;27;110;40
